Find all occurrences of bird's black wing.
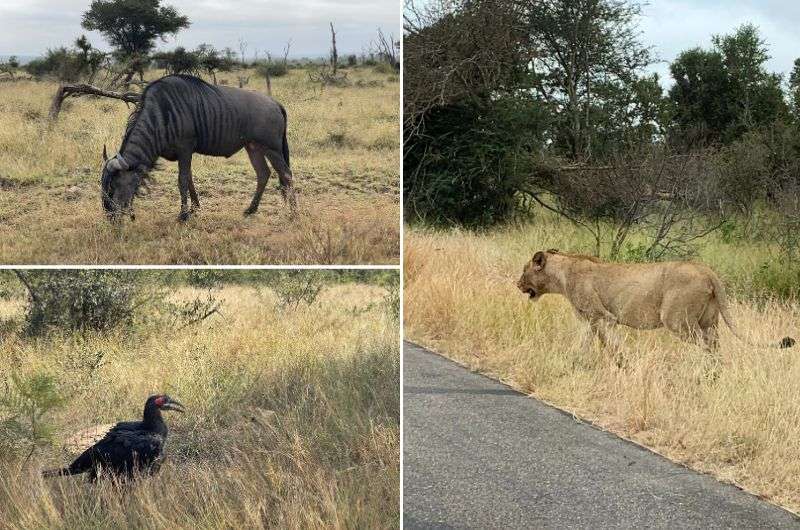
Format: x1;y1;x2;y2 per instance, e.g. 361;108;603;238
68;421;164;475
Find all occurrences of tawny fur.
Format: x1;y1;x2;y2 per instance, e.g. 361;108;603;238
517;250;794;351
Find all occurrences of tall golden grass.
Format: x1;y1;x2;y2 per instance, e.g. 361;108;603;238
0;67;399;264
0;283;400;528
405;220;800;514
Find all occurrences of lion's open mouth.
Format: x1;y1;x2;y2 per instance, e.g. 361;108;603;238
522;287;537;299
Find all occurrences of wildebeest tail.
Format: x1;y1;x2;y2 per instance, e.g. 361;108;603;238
279;103;290;169
709;273;795;348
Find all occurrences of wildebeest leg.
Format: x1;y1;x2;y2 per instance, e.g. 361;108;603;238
264;149;297;212
188;177;200;211
244;143;271;216
178;155;193;222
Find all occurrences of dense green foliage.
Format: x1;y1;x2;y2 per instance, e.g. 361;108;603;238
404;0;800;276
405;98;548;226
668;24;787;146
24;36;105;81
14;271;148;335
152;44;236;80
82;0;189;59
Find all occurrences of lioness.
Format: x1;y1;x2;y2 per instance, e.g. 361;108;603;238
517;249;794;351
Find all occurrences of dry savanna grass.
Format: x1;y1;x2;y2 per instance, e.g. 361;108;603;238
405;221;800;515
0;67;399;264
0;283;400;529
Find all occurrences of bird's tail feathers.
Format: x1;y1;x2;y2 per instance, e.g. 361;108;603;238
42;467;74;478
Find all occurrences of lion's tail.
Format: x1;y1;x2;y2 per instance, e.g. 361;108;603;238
710;273;795;349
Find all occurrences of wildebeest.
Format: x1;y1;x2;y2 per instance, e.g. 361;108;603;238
101;74;296;221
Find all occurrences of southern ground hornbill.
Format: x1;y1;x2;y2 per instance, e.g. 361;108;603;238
43;395;185;480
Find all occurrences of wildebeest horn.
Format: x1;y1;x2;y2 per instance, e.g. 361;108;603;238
102;145;108;162
107;154;129;172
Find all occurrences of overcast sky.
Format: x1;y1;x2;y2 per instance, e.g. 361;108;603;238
638;1;800;86
0;0;399;58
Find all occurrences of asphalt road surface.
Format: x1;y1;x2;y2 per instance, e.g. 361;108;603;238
403;341;800;529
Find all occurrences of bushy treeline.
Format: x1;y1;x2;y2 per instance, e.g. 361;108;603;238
16;0;397;86
0;270;398;338
404;0;800;237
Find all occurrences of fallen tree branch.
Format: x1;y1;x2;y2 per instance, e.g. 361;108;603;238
176;307;223;330
49;83;141;120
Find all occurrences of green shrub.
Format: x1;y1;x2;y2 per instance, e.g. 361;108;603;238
23;37;104;81
752;261;800;300
270;272;325;310
372;62;395;75
15;271;145;336
404;97;549;227
255;60;289;78
152;47;201;75
0;372;64;458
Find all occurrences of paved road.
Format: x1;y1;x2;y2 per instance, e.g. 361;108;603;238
403;341;800;529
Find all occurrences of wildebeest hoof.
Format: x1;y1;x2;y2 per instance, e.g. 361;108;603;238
243;207;258;216
178;211;191;222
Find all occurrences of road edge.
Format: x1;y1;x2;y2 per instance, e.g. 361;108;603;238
403;340;800;521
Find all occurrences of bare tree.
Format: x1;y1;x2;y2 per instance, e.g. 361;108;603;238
403;0;528;137
238;37;249;67
329;22;338;75
523;149;722;259
372;28;400;70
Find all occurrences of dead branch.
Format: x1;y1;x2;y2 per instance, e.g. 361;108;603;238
49;83;141;120
330;22;338;75
176;306;224;330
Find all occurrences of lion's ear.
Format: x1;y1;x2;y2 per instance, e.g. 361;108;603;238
533;251;547;270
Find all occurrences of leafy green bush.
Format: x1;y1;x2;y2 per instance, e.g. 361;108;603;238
15;271;146;336
24;37;104;81
404;97;549;226
0;372;64;458
752;260;800;300
152;46;201;75
270;272;324;310
255;60;288;78
184;270;228;289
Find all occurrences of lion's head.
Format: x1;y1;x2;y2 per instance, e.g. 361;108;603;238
517;249;559;301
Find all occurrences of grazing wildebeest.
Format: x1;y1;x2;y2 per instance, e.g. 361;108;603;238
101;74;296;221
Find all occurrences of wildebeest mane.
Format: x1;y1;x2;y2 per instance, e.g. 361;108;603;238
119;84;150;153
120;75;222;154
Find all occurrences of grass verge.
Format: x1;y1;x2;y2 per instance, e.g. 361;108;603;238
405;220;800;514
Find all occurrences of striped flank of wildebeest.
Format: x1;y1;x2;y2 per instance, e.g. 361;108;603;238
100;74;296;221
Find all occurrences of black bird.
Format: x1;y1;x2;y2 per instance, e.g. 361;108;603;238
43;395;185;480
